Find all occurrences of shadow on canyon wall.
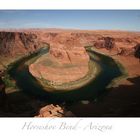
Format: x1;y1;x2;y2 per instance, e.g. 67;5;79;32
0;90;48;117
68;76;140;117
0;76;140;117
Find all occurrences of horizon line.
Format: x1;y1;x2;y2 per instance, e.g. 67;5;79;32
0;27;140;33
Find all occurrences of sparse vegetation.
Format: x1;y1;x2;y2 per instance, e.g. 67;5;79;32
2;73;16;88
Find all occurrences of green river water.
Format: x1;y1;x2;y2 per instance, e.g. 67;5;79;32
8;47;126;103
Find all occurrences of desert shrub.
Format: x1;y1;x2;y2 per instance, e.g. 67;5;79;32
2;74;16;88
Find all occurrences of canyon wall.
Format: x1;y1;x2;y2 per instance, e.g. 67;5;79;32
0;31;41;56
0;29;140;57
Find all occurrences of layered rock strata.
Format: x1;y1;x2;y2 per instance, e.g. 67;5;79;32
29;45;89;84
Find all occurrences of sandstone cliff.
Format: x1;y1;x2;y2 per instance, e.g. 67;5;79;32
29;46;89;84
0;31;41;56
0;29;140;58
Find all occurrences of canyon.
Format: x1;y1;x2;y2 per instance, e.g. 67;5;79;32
29;46;89;85
0;29;140;59
0;29;140;117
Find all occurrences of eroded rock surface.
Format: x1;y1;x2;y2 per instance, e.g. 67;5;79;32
0;29;140;58
35;104;75;117
29;45;89;84
35;104;64;117
0;31;41;56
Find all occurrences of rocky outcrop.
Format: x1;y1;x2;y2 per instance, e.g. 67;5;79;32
35;104;75;117
29;46;89;84
134;44;140;61
0;31;41;56
94;37;115;50
38;31;140;57
35;104;64;117
49;45;89;64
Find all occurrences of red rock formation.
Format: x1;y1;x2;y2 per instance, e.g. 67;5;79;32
0;29;140;58
0;31;41;57
35;104;75;117
29;46;89;84
94;37;115;50
35;104;64;117
134;44;140;61
37;30;140;56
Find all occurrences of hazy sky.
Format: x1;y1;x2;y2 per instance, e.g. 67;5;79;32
0;10;140;31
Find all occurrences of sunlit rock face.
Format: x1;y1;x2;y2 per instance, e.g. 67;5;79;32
0;29;140;58
35;104;64;117
29;45;89;85
0;31;41;56
35;104;75;117
49;44;89;64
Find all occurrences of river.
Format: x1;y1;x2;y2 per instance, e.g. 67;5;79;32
8;46;126;103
